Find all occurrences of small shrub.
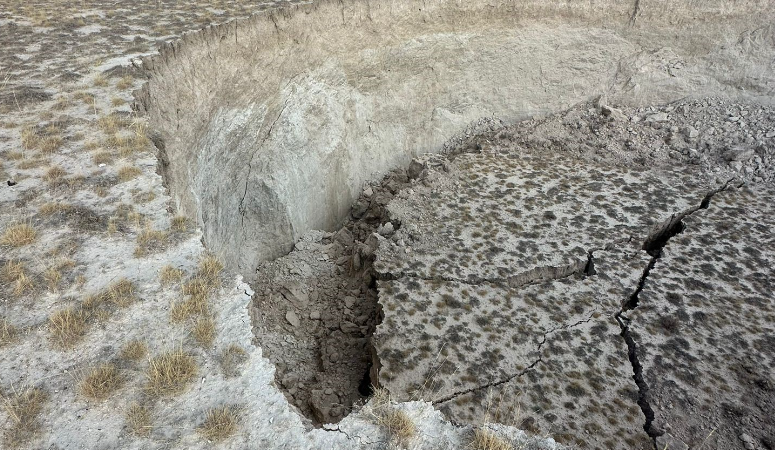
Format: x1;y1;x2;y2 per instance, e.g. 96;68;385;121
1;223;36;247
80;364;122;400
146;349;197;396
198;406;240;442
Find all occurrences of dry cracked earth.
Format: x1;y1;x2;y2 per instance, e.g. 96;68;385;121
1;1;774;450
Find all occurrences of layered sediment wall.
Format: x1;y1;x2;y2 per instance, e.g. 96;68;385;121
136;0;774;276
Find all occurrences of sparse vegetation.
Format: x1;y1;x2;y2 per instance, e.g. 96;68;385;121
3;260;34;296
198;406;240;442
171;215;188;231
0;318;17;347
1;223;36;247
80;364;123;400
159;265;184;285
126;403;152;436
120;339;148;361
117;165;141;182
1;387;47;448
170;294;208;322
44;165;67;183
220;344;248;377
134;227;168;257
469;428;512;450
193;317;216;347
369;389;417;446
146;349;197;396
48;307;87;348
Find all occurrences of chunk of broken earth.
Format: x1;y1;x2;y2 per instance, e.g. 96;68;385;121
285;310;300;327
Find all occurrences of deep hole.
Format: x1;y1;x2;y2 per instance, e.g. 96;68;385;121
358;363;374;397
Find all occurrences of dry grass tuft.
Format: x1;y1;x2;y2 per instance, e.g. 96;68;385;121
117;165;141;182
126;403;152;436
0;318;17;347
40;135;64;154
134;227;168;257
469;428;512;450
198;254;223;282
198;406;240;442
193;317;216;347
369;388;417;446
44;267;62;292
120;339;148;361
93;75;108;87
220;345;248;377
39;202;71;215
381;409;417;445
44;165;67;183
146;349;197;397
170;294;208;322
3;260;34;296
116;75;134;90
48;307;87;348
159;265;184;285
84;278;136;311
92;150;113;165
2;387;47;448
80;364;123;400
1;223;36;247
20;127;38;150
171;215;188;232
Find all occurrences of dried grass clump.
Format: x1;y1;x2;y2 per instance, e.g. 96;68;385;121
469;428;512;450
93;75;108;87
381;409;417;445
0;318;17;347
159;265;184;285
146;349;197;397
198;406;240;442
48;307;87;348
44;165;67;183
117;165;142;182
370;389;417;446
20;127;38;150
171;215;188;232
84;278;136;310
40;135;64;154
198;254;223;282
2;387;47;448
116;76;134;90
92;150;113;165
1;223;36;247
44;267;62;291
193;317;216;347
220;345;248;377
126;403;152;436
133;227;168;257
3;260;34;296
39;202;71;215
120;339;148;361
80;364;123;400
170;294;208;322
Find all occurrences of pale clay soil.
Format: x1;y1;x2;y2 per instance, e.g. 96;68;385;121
2;1;775;450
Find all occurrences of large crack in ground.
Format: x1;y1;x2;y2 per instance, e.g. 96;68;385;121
614;181;736;448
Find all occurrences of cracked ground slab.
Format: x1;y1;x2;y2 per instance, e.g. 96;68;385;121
371;143;731;449
627;185;775;450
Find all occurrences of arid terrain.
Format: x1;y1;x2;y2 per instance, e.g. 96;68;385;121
1;1;774;450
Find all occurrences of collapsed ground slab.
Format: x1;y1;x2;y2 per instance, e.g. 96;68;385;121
628;185;775;450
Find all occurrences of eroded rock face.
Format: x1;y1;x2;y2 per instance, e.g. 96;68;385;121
137;0;775;277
